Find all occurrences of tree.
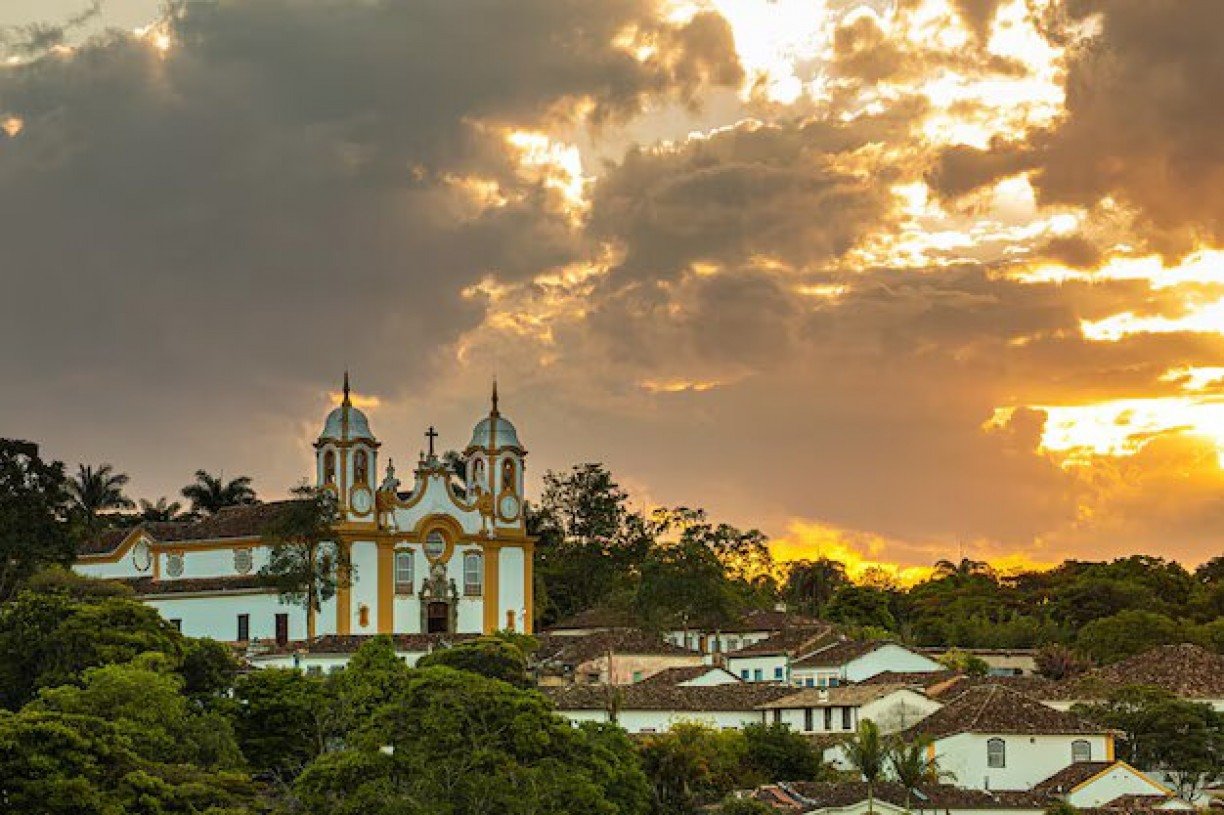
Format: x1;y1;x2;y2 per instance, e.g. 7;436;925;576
784;558;849;615
742;722;823;783
717;799;777;815
936;649;990;677
888;735;952;810
30;652;242;770
826;585;898;631
0;440;74;603
66;463;134;532
179;637;241;701
842;720;886;814
138;496;185;522
0;586;183;710
1075;686;1224;800
416;635;530;687
293;666;650;815
181;469;258;515
231;667;331;780
259;485;348;640
1075;611;1183;663
639;723;749;815
1035;644;1091;681
932;558;993;582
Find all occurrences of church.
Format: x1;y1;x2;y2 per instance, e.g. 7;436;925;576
74;377;534;648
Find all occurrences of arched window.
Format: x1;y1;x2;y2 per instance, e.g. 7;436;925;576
354;450;368;484
394;551;414;594
1071;740;1091;763
424;530;446;561
464;551;483;596
502;459;516;492
987;738;1006;768
323;450;336;484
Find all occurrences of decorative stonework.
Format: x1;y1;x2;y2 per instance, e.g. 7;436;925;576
233;548;253;575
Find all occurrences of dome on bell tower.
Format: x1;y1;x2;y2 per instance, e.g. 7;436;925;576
318;371;376;442
465;381;524;451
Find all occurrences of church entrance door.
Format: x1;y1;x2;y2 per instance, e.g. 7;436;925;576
426;602;449;634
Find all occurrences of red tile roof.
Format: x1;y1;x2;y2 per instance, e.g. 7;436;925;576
1031;762;1116;794
544;681;794;712
791;639;884;668
729;625;839;657
77;501;303;556
906;684;1109;739
118;575;271;595
1051;644;1224;700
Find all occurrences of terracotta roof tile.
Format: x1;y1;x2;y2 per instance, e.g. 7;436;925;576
758;682;918;710
545;681;795;712
77;501;303;556
1031;761;1116;793
906;684;1108;739
729;625;839;657
778;781;1049;811
1052;644;1224;700
791;639;884;668
118;575;271;595
634;666;738;687
534;630;695;667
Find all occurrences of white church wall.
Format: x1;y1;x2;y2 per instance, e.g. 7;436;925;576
933;733;1112;791
76;558;142;579
349;540;379;634
499;545;526;631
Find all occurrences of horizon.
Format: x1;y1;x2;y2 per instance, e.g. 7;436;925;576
5;0;1224;575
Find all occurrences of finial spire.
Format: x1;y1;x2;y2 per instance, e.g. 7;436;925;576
342;370;351;406
491;377;499;416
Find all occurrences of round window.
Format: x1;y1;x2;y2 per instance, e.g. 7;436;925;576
424;530;446;560
165;552;184;578
233;548;253;575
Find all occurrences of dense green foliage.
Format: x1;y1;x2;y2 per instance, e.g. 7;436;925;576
531;465;1223;661
416;633;534;687
0;440;76;603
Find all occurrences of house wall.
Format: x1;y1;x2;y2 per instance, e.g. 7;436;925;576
844;645;943;681
1066;764;1172;808
726;654;788;682
860;691;943;733
556;708;763;733
772;705;859;734
681;669;741;687
933;733;1112;791
145;591;302;641
602;654;705;685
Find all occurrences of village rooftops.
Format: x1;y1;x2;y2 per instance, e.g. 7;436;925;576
728;625;839;657
77;500;303;556
548;606;821;635
544;681;795;712
860;669;961;689
904;683;1109;739
1049;643;1224;700
766;781;1050;811
757;682;920;710
533;629;694;667
1030;762;1119;794
790;639;887;668
632;665;740;687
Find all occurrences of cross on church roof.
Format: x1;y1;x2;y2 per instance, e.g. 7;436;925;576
425;425;439;458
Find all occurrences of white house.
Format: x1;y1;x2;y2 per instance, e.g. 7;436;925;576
532;630;706;686
1030;761;1185;809
545;682;794;734
905;684;1118;792
723;626;839;683
75;377;535;648
758;683;942;736
245;632;479;673
790;640;944;687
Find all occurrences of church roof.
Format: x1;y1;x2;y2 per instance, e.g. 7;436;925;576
467;414;522;451
320;403;374;442
77;500;304;556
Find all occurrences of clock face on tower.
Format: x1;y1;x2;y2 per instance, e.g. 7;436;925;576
498;493;520;521
350;486;373;515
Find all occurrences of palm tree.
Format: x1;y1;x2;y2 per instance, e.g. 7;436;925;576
66;464;134;532
138;496;184;522
932;557;993;581
180;470;258;515
785;558;849;615
888;735;954;811
843;720;886;814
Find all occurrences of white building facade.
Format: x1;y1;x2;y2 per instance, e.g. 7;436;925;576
74;377;534;644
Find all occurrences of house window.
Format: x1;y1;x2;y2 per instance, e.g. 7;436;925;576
632;671;643;683
805;678;815;688
824;708;833;731
842;707;853;730
741;669;750;680
1072;740;1091;763
987;738;1006;768
728;638;739;651
169;618;182;632
774;667;785;680
804;708;814;732
753;668;763;681
395;551;414;594
463;552;483;595
772;709;782;724
237;613;250;642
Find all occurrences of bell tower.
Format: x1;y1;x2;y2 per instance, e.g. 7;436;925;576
315;372;380;520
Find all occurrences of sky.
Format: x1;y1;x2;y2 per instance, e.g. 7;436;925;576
3;0;1223;576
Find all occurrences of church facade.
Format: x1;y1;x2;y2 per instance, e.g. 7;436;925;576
74;378;534;646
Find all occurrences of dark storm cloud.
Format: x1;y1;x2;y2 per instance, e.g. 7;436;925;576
928;0;1224;255
0;0;739;492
